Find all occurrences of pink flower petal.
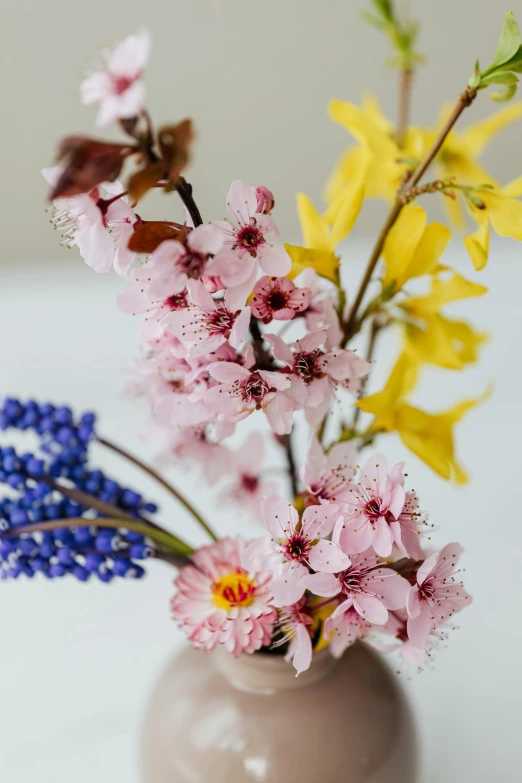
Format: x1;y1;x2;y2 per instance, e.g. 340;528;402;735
261;495;298;538
372;516;394;557
264;333;294;366
207;361;250;383
353;594;388;624
300;571;341;598
308;539;349;573
257;242;291;277
226;180;257;225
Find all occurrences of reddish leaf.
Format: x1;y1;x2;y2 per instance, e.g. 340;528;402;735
158;119;194;184
127;161;165;202
127;221;187;254
50;136;136;200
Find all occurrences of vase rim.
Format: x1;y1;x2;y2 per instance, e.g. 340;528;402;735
213;646;339;694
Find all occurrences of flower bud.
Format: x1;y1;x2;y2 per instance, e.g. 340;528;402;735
253;186;275;214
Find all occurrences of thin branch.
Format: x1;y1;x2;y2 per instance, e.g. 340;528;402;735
343;86;477;342
96;436;218;542
351;318;382;431
281;432;299;498
176;177;203;227
397;68;413;148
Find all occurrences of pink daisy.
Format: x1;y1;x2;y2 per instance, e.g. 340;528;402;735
80;29;150;128
337;454;426;559
242;496;348;606
406;542;472;651
203;362;294;435
250;276;312;324
209;180;291;295
171;538;276;657
302;550;410;625
161;280;251;358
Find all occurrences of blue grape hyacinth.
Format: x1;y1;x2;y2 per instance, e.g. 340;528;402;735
0;398;162;582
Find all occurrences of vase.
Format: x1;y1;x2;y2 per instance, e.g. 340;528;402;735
141;643;419;782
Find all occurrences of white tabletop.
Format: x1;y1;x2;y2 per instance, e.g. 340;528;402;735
1;240;520;782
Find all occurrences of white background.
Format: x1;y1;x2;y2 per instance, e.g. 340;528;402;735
1;238;521;781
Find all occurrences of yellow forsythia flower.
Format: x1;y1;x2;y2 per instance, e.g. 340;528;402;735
382;203;451;291
399;273;489;369
356;354;487;483
463;176;522;270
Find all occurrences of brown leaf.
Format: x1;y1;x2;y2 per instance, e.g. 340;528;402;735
127;221;186;254
50;136;135;200
157;119;194;184
127;162;165;202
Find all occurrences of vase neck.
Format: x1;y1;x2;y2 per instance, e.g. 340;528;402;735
213;647;338;694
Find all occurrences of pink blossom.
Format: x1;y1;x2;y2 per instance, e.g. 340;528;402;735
273;598;314;675
336;454;426;559
145;224;224;295
80;29;150;128
253;185;275;215
250;276;312;324
44;168;137;275
118;274;189;342
209;181;291;297
302;551;409;625
218;433;276;519
406;543;472;651
203;362;293;434
300;435;356;505
161;280;251;358
265;330;370;426
296;268;344;349
242;496;348;606
324;605;372;659
171;538;276;657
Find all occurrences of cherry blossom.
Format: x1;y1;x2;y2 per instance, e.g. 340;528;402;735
80;29;150;128
300;434;356;505
218;433;276;519
265;330;370;426
203;362;293;434
250;276;312;324
406;542;471;651
145;225;224;295
209;181;291;297
273;598;314;675
242;496;348;606
324;605;372;659
171;538;276;657
336;454;426;558
296;268;344;349
253;185;275;215
161;280;251;358
302;551;410;625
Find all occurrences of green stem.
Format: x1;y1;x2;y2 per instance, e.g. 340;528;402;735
2;517;193;559
96;436;218;542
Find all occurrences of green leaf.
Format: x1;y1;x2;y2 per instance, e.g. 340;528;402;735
370;0;394;23
360;10;388;30
501;44;522;73
479;70;519;88
469;73;481;89
482;11;521;77
490;82;518;102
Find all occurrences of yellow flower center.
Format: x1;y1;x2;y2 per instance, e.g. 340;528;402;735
212;571;256;610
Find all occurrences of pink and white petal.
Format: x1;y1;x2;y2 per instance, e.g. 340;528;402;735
308;539;350;573
263;333;294;366
202;385;243;416
258;370;292;392
406;585;422;619
207;361;250;384
401;641;426;665
263;394;294;435
407;608;433;649
331;598;354;620
300;571;341;598
388;483;406;520
188;223;224;255
113;222;136;276
389;461;406;487
338;520;374;555
261;495;299;538
188;335;226;358
390;520;424;560
229;306;251;350
289;624;313;675
223;266;257;309
117;286;151;314
416;552;440;586
301;504;340;539
272;565;308;607
257;243;292;277
353;594;388;624
241;537;278;572
296;329;328;353
77;222;114;273
226;180;257;225
372;516;394;558
301;434;328;488
359;454;389;497
375;571;410;610
155;394;213;427
320;350;354;381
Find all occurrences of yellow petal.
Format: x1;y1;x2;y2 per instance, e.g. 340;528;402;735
296;193;331;251
323;148;361;208
284;244;339;283
485;191;522;242
330;181;365;248
407;272;488;313
463;214;490;271
402;314;487;370
382;204;426;289
328;99;398;160
502;175;522;198
461;102;522;157
356;353;419;428
405;221;452;282
361;93;392;133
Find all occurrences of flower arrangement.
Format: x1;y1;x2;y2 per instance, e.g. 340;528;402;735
3;4;522;678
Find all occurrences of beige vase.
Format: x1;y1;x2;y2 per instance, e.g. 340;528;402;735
141;643;419;782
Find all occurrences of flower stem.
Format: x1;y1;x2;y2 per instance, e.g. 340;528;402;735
176;177;203;227
397;68;413;148
281;432;299;498
351;318;382;431
96;436;218;542
2;517;193;560
343;86;477;341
